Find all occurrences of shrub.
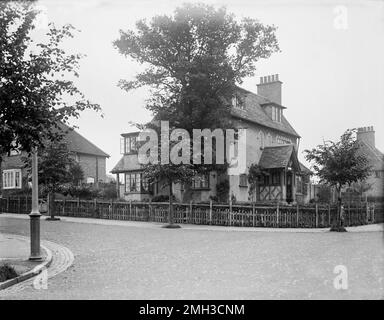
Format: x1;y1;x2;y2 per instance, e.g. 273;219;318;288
151;194;176;202
0;264;18;282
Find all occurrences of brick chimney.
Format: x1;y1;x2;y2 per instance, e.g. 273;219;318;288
256;74;282;105
356;126;375;147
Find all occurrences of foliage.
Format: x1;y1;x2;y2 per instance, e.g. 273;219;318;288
216;179;229;202
68;162;84;186
247;163;268;201
0;0;100;159
0;264;18;282
151;194;176;202
304;129;372;193
114;3;280;189
23;142;83;194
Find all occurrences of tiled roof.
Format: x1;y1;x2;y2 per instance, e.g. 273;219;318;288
232;87;300;138
299;162;312;175
258;145;300;170
111;154;142;173
358;141;384;170
59;123;110;158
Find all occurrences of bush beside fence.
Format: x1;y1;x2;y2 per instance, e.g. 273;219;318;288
1;196;382;228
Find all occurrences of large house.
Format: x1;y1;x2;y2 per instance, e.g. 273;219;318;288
350;126;384;200
111;74;312;203
1;125;109;195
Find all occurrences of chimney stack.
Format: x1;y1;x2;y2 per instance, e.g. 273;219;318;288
257;74;282;105
356;126;375;147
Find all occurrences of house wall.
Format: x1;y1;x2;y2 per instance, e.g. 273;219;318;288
227;119;298;202
77;153;107;183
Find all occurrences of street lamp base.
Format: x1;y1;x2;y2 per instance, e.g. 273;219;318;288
46;217;61;221
29;255;44;261
162;223;181;229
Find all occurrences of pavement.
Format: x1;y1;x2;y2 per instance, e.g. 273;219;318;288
0;213;383;299
0;233;51;290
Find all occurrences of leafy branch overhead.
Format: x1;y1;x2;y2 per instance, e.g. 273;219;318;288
0;0;101;157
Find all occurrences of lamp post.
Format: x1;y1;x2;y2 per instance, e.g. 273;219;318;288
29;147;42;261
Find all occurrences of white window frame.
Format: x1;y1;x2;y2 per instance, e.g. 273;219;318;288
2;169;22;189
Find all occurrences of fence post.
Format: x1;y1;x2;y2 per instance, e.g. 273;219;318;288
365;201;369;224
94;198;98;218
148;200;152;222
296;203;299;227
18;197;21;213
315;203;318;228
110;199;114;219
63;198;66;216
276;202;279;227
328;204;331;227
6;197;9;213
209;200;212;225
129;200;132;218
189;200;193;224
77;198;80;216
229;200;232;226
252;202;255;227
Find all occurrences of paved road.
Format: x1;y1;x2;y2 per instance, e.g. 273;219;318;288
0;215;383;299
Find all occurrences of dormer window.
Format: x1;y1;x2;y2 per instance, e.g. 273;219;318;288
271;106;282;122
231;95;245;110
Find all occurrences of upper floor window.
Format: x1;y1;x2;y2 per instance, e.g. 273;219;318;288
231;95;245;110
2;169;22;189
271;106;282;122
276;135;292;145
120;136;138;154
375;170;384;178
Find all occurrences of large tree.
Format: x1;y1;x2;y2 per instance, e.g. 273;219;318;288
114;3;280;226
0;0;100;159
305;129;372;231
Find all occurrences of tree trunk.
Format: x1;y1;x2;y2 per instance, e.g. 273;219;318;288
169;180;173;225
331;186;346;232
46;191;60;221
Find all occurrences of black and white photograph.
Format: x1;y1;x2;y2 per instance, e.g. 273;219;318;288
0;0;383;305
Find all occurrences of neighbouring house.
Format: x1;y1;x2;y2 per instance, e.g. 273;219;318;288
0;124;110;195
343;126;384;201
112;74;312;203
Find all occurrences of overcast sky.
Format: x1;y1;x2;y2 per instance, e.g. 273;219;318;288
32;0;384;173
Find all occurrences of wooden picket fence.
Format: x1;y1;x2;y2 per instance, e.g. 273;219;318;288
1;196;382;228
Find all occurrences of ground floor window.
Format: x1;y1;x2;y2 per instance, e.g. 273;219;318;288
125;172;149;192
191;173;209;189
2;169;22;189
239;174;247;187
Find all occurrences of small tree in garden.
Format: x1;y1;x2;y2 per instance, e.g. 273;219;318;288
247;164;267;202
305;129;372;231
24;142;84;220
142;163;195;228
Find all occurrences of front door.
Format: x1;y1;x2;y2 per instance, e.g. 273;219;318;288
286;172;293;203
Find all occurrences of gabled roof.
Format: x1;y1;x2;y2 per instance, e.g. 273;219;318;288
232;87;300;138
59;123;110;158
111;154;142;173
258;144;301;171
